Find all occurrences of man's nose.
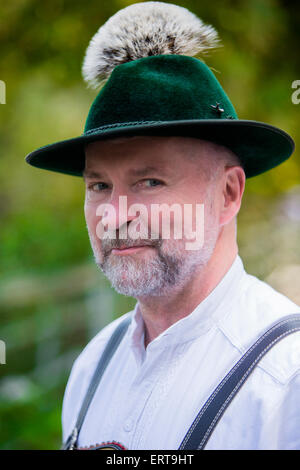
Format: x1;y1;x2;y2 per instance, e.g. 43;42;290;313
97;189;138;233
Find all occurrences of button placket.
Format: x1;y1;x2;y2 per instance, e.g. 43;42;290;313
120;370;156;446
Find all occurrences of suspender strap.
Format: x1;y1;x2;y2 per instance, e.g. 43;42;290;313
179;313;300;450
62;316;131;450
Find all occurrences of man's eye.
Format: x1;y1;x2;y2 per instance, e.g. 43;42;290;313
143;179;163;187
89;182;108;191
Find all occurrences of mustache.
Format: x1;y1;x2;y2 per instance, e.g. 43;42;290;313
101;237;163;253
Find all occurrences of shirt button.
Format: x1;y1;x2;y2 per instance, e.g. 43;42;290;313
144;381;152;389
123;417;134;432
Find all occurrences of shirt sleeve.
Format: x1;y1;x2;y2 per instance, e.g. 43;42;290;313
261;372;300;450
277;373;300;450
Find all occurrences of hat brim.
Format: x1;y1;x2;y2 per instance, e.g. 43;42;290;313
25;119;295;178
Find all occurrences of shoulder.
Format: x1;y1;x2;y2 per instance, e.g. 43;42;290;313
220;270;300;385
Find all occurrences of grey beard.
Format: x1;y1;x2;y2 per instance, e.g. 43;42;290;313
95;240;216;298
96;248;182;297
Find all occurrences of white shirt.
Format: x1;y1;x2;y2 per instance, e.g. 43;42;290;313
62;255;300;450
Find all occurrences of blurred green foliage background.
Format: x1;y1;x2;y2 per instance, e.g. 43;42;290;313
0;0;299;449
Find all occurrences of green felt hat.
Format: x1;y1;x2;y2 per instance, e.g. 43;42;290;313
25;3;294;179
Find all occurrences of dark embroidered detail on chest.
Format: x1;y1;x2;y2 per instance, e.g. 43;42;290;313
77;440;127;450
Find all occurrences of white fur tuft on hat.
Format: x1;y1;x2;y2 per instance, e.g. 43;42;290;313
82;1;219;89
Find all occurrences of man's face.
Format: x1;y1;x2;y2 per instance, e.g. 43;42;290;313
83;136;222;298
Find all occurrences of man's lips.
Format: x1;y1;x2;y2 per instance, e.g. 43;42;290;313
110;244;155;255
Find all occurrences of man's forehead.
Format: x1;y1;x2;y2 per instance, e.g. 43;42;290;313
83;136;217;180
83;137;188;178
83;164;170;179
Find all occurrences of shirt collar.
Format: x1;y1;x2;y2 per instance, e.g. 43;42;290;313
128;254;246;361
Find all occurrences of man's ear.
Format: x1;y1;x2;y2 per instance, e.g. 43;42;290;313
219;166;245;226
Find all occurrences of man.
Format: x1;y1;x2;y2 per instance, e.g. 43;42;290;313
25;2;300;450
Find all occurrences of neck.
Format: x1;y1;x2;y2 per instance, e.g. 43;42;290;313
137;230;238;347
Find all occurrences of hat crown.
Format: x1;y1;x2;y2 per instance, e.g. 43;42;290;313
84;55;238;134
